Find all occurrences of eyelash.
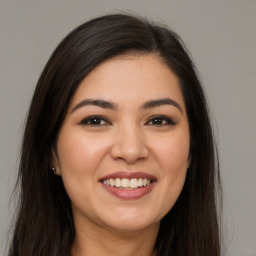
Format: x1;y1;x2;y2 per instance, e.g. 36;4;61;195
80;115;111;126
80;115;176;126
145;115;176;126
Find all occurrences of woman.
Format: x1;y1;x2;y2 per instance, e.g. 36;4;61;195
8;14;222;256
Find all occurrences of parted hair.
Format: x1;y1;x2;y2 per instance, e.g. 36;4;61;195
8;13;221;256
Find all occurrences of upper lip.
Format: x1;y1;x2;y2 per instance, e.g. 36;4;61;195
99;171;157;181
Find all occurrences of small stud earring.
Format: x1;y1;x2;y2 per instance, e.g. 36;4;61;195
51;167;57;174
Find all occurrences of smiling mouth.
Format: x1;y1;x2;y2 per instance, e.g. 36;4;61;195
102;178;152;190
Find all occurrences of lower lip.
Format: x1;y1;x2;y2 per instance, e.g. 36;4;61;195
101;182;155;200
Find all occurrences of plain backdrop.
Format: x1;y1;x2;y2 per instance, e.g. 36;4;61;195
0;1;255;255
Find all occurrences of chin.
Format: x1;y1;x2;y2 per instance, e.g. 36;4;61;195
108;220;158;233
101;210;160;232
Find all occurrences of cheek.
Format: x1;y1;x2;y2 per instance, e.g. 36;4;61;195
159;139;189;190
56;131;108;200
151;132;189;216
57;130;107;173
154;132;190;174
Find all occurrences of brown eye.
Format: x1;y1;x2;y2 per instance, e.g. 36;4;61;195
146;116;176;126
80;116;111;126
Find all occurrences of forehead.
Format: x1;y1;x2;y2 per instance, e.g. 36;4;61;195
69;54;185;109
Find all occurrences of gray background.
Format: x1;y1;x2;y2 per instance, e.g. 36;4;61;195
1;0;255;255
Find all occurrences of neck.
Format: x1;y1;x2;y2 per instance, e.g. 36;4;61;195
71;220;159;256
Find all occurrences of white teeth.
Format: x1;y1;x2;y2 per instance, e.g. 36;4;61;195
130;178;137;188
137;178;143;187
115;178;121;187
121;178;130;188
102;178;152;189
110;178;115;186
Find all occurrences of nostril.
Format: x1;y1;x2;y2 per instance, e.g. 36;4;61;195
110;139;149;163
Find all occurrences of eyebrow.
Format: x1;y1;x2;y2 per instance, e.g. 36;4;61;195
71;99;118;113
141;98;183;113
71;97;183;114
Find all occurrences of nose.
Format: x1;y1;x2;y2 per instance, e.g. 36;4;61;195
110;124;149;164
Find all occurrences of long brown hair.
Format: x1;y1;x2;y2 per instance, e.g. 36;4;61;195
8;14;222;256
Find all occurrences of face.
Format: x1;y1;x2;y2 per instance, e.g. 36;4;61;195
53;54;190;233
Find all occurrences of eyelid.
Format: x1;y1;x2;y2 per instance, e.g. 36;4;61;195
145;115;177;125
79;115;176;126
79;115;112;125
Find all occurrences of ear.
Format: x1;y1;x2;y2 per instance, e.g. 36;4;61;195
51;148;61;175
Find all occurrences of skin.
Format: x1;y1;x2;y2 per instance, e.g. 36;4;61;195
53;54;190;256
